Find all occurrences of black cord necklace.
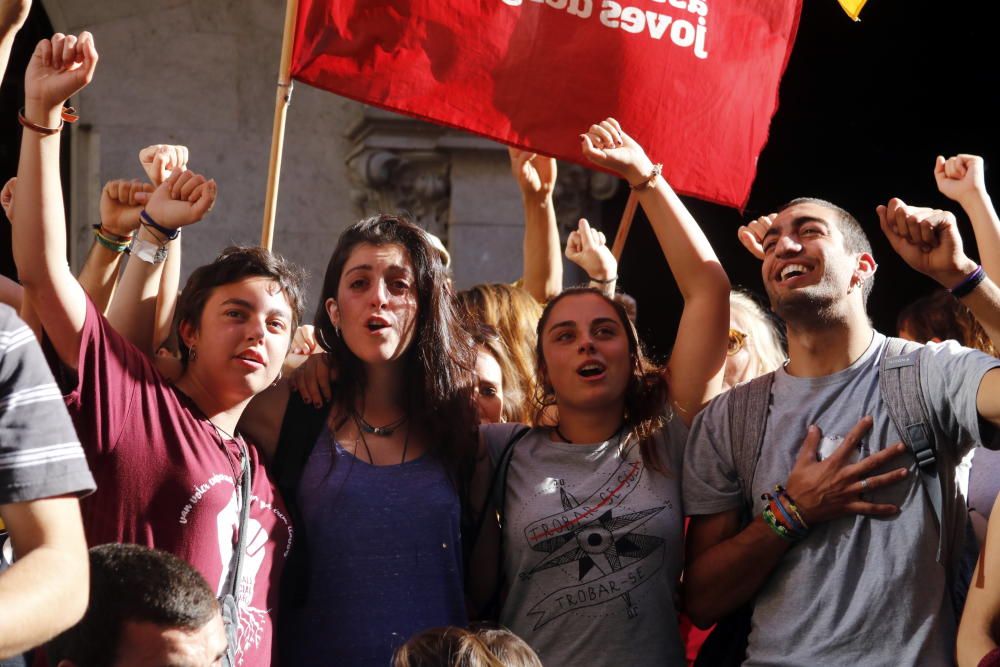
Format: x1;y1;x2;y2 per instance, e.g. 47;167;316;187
354;410;408;437
353;414;410;465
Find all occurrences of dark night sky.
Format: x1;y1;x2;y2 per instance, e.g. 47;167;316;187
613;0;1000;359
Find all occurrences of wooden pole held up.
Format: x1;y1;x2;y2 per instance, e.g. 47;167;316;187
260;0;300;250
611;190;638;261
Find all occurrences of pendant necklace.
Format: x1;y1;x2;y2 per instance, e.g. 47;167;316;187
354;410;408;437
353;414;410;465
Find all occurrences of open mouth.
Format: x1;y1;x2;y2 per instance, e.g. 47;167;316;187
366;318;390;332
577;362;607;378
778;263;811;282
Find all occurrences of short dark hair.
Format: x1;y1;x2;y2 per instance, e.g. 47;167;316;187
777;197;875;304
47;544;219;667
175;246;307;365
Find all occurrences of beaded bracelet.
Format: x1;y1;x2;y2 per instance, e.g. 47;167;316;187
762;503;801;541
774;485;810;530
93;228;130;253
90;223;133;243
762;486;809;541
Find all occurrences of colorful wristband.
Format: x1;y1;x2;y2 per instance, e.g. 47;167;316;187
93;229;130;254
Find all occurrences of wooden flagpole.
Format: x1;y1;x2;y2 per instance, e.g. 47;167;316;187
611;190;638;260
261;0;300;250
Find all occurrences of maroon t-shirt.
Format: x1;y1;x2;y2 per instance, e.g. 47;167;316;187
55;298;291;667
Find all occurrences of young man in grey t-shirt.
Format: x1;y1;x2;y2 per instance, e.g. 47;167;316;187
682;197;1000;666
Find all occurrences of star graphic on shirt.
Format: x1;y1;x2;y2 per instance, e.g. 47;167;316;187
521;506;664;581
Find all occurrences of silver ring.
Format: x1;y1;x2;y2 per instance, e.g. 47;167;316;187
860;478;868;491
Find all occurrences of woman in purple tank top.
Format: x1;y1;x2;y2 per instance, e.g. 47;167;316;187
241;215;479;666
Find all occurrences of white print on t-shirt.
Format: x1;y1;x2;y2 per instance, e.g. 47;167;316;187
217;491;269;663
519;455;667;629
175;474;292;666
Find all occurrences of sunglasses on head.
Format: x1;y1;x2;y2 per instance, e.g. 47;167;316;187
727;328;749;356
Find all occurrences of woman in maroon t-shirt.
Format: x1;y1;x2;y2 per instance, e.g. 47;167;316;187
11;33;307;667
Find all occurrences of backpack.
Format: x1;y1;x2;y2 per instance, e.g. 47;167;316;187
695;337;972;666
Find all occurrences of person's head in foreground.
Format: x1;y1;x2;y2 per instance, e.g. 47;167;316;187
47;544;226;667
393;626;541;667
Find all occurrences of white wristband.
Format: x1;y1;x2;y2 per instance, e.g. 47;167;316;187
130;236;168;264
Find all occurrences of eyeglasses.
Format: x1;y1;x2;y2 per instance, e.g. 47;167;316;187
727;328;749;356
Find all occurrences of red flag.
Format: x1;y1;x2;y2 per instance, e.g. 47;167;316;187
291;0;802;209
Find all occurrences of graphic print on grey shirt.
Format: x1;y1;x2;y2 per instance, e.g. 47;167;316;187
485;416;688;667
683;333;1000;667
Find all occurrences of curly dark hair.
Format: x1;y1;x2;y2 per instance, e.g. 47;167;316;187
313;214;479;485
533;287;670;472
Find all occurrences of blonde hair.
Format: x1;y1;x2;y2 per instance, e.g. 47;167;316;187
393;627;502;667
730;289;786;376
457;284;543;424
474;628;543;667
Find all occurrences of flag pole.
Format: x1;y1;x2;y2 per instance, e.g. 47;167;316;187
611;190;638;260
261;0;300;250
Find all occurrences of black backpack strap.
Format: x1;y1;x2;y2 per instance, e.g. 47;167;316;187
469;424;530;621
727;372;776;513
878;337;946;563
273;391;330;609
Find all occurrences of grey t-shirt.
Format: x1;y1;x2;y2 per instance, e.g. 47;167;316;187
683;332;1000;667
485;416;688;667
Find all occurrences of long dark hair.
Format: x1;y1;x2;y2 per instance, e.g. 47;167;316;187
533;287;669;472
314;214;478;484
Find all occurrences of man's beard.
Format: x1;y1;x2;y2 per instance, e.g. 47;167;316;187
768;282;844;329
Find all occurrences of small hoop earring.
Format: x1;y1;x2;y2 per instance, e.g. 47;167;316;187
189;346;198;362
271;369;283;387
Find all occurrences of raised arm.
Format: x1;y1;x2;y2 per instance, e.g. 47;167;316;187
78;179;153;316
580;118;729;421
877;198;1000;352
877;198;1000;432
0;0;30;85
144;147;189;352
107;169;215;357
564;218;617;297
12;32;98;370
510;148;562;303
935;154;1000;280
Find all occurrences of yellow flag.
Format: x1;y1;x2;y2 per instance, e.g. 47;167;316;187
838;0;868;21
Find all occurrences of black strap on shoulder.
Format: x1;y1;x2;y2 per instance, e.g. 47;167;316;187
272;391;330;491
273;391;330;610
469;424;530;621
727;372;775;513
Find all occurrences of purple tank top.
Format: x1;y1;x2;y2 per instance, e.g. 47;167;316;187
969;447;1000;518
279;428;467;666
